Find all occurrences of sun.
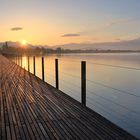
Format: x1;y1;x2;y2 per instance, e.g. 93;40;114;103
21;40;27;45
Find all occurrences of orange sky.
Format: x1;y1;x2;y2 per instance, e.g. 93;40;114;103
0;0;140;46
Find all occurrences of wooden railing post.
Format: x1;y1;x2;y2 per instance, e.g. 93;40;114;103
42;57;45;81
21;55;22;67
18;55;20;65
18;56;20;66
16;56;18;65
19;56;20;65
81;61;86;106
14;56;15;64
28;56;30;72
33;56;36;75
55;59;59;89
15;56;17;64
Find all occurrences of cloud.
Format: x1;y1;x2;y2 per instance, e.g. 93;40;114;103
11;27;23;31
62;33;80;37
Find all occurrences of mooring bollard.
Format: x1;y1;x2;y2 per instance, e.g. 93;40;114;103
81;61;86;106
55;59;59;89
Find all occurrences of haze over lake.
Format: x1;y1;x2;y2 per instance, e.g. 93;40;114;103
20;52;140;138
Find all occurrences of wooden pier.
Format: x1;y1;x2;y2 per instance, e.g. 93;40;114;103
0;55;138;140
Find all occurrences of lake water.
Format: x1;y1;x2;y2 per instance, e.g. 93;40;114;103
19;53;140;138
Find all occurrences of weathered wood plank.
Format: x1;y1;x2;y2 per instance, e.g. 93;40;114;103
0;55;138;140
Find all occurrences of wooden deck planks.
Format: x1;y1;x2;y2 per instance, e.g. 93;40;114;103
0;55;138;140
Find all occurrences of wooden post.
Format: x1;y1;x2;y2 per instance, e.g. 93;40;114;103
13;56;16;63
28;56;30;72
18;56;20;65
33;56;36;75
55;59;59;89
21;55;22;67
81;61;86;106
18;56;19;66
19;56;21;66
19;56;20;65
15;56;17;64
16;56;18;65
42;57;45;81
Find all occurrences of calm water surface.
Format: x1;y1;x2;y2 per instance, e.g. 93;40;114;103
21;53;140;138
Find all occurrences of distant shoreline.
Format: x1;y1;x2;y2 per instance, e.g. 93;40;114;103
1;44;140;55
1;51;140;57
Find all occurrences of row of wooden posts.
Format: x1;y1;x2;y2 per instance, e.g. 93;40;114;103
14;56;86;106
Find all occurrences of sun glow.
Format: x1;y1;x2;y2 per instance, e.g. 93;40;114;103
21;40;27;45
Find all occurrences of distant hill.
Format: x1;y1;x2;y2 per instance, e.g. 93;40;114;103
53;38;140;50
1;37;140;51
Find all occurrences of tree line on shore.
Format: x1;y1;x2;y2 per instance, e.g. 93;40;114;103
0;42;140;55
